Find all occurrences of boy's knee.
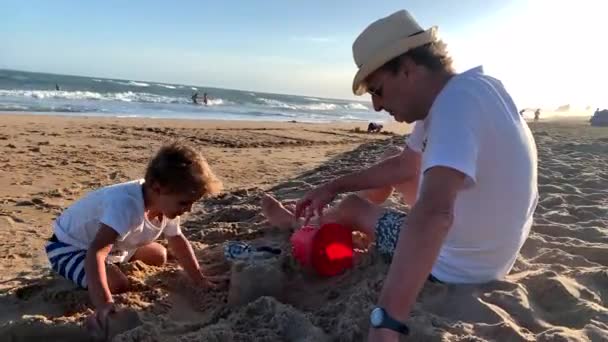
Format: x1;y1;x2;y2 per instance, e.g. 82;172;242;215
150;246;167;266
106;266;130;293
133;243;167;267
112;276;131;293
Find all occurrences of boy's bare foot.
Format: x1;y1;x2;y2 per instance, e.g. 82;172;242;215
261;194;299;230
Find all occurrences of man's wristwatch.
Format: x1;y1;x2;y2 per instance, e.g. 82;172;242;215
369;307;409;335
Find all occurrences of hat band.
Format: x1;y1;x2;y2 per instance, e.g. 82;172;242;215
356;27;438;68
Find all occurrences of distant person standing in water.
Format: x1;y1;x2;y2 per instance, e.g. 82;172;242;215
55;84;61;91
534;109;541;121
203;93;208;105
191;92;199;104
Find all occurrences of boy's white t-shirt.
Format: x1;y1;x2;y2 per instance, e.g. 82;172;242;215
53;179;182;263
405;66;538;283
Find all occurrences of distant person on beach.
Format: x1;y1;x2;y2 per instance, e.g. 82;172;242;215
44;141;222;336
203;92;208;105
367;122;383;133
191;92;199;104
262;10;538;341
55;84;60;91
534;109;541;121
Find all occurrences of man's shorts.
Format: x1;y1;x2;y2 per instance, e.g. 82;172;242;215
375;209;407;258
374;209;442;283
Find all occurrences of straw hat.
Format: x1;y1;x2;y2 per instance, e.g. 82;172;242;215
352;10;438;95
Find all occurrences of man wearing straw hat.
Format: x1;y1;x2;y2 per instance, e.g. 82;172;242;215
263;9;538;341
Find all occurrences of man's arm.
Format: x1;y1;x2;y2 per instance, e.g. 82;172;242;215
376;166;465;322
331;147;420;194
295;147;421;220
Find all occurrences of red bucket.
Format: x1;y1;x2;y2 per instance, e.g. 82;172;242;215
290;223;354;277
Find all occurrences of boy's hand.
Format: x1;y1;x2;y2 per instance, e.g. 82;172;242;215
86;302;116;339
192;272;223;290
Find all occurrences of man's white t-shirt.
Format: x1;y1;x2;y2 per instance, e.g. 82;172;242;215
53;179;182;263
405;66;538;284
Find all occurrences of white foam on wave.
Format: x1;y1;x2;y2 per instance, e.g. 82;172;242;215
257;98;365;112
258;98;297;110
127;81;149;87
0;90;106;100
346;103;369;110
303;103;338;111
157;84;177;89
206;98;224;106
0;89;192;105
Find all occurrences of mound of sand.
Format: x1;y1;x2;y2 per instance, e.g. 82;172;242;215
0;121;607;341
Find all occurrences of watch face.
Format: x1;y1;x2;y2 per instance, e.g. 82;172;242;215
370;308;384;327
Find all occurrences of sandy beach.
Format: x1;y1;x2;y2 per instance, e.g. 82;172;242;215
0;114;606;341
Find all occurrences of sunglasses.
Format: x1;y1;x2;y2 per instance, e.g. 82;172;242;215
367;77;385;97
368;85;383;98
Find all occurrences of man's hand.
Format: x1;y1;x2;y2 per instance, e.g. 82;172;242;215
295;182;338;224
367;328;400;342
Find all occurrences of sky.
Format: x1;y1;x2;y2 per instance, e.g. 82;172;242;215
1;0;606;108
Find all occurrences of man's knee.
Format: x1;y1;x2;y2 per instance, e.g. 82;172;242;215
380;145;403;160
334;194;383;234
337;194;371;212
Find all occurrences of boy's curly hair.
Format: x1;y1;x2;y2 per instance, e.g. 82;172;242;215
145;141;222;197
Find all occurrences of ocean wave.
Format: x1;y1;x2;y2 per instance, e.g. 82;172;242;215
304;103;338;111
0;102;87;113
0;90;106;100
346;103;369;110
339;114;369;121
156;83;177;89
10;75;29;81
206;98;224;106
106;80;150;87
258;98;297;110
256;97;367;112
0;89;197;105
127;81;149;87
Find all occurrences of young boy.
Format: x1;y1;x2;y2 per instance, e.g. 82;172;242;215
45;141;222;332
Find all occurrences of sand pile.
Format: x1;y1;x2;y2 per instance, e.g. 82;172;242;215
0;121;607;341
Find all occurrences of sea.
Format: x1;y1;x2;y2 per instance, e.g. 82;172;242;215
0;69;384;123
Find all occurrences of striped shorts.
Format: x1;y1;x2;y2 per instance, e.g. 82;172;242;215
45;238;88;288
375;209;443;284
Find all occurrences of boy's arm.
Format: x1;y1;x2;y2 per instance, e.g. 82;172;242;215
85;224;119;308
167;234;207;285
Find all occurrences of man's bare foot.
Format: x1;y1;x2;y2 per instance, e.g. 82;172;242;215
261;194;300;230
